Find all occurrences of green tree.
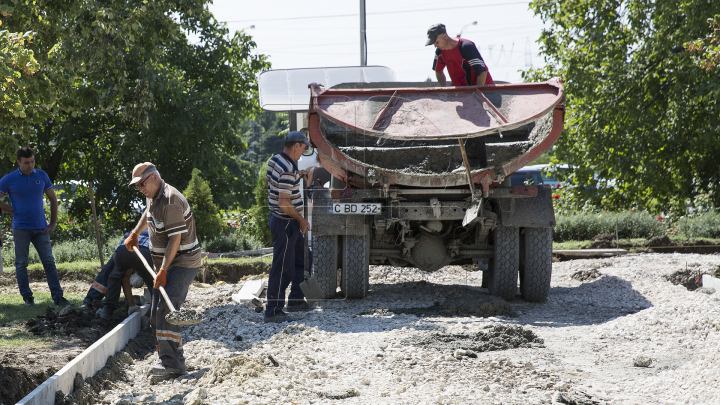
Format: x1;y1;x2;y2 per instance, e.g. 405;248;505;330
0;0;269;229
239;111;288;165
686;15;720;71
527;0;720;215
184;168;223;243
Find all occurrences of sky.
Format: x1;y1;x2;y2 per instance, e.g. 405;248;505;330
205;0;547;84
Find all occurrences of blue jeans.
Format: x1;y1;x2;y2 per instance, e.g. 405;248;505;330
13;228;63;302
266;215;308;315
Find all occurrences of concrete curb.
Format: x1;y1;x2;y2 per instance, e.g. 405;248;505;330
16;305;150;405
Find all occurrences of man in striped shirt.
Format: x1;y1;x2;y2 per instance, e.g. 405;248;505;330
125;162;201;382
264;131;312;322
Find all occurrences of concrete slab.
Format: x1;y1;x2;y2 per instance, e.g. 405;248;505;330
553;249;628;258
220;247;273;258
702;274;720;291
231;279;267;303
16;305;150;405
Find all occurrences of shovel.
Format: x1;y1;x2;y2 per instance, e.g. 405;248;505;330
133;246;205;326
298;183;324;306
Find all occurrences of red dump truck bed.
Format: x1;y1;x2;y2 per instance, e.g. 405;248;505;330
307;78;564;193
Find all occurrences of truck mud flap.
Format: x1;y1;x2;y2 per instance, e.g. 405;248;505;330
497;185;555;228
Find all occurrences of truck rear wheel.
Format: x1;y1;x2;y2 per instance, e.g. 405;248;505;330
313;235;340;298
520;227;553;302
341;234;369;298
488;226;519;300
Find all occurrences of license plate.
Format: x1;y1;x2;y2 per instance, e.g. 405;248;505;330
330;203;381;214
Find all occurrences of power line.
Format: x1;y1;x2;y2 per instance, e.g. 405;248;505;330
221;2;531;23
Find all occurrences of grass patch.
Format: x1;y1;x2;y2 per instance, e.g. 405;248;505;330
2;235;124;267
1;261;101;285
0;292;83;349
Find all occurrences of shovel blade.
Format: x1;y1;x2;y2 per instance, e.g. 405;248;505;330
462;199;482;227
300;276;324;306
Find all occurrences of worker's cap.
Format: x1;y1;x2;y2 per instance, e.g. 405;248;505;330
128;162;158;188
426;23;447;46
286;131;312;147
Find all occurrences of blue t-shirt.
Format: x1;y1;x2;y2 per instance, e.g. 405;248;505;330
0;168;53;229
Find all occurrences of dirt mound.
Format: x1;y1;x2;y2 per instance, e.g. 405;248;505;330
405;324;544;353
0;364;57;405
572;269;603;282
664;269;703;291
644;235;672;247
586;234;616;249
197;261;270;284
198;355;266;386
25;300;133;345
362;296;515;318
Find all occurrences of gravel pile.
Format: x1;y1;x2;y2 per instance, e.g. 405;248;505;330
90;253;720;405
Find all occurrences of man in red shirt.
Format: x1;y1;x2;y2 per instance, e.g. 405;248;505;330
427;23;494;87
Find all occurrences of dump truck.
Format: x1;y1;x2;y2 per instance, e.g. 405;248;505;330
304;77;565;302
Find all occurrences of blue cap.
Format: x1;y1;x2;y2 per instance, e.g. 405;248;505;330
286;131;312;147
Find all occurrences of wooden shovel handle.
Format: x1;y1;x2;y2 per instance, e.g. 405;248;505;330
133;246;177;313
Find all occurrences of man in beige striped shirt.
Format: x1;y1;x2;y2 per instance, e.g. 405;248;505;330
125;162;201;382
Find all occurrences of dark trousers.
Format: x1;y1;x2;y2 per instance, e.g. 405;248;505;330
265;215;306;315
83;247;153;308
103;247;154;311
84;256;114;304
151;265;199;371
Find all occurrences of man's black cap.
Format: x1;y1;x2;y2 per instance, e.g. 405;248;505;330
426;23;447;46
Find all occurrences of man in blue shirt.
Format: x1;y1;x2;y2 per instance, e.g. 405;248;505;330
0;147;69;307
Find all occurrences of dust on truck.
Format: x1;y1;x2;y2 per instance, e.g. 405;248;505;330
305;77;565;302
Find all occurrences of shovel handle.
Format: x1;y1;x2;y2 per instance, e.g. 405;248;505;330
133;246;177;313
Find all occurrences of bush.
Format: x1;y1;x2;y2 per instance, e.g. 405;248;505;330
184;168;224;243
554;211;667;242
243;160;271;247
201;230;264;253
677;211;720;238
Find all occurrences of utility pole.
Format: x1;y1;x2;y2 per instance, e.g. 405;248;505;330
360;0;367;66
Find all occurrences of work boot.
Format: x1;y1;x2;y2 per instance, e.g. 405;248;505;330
78;301;90;310
147;362;186;383
96;307;113;320
286;301;315;312
263;309;297;323
24;297;35;307
55;297;72;307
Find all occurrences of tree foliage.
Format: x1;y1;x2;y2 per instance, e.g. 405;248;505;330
686;15;720;71
184;168;223;243
0;0;269;230
238;110;288;166
526;0;720;215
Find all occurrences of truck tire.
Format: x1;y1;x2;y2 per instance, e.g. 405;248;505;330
520;227;553;302
341;235;370;298
313;235;339;299
488;226;519;300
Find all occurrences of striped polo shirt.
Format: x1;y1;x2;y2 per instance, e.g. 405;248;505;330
266;152;303;220
146;181;201;269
